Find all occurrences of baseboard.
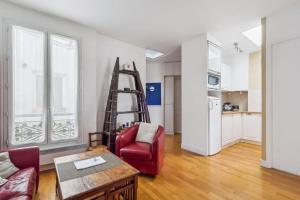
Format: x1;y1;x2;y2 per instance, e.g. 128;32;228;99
181;143;208;156
40;163;55;171
241;139;261;145
260;159;272;168
165;132;174;135
222;139;240;149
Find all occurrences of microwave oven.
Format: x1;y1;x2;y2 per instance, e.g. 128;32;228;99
208;73;221;90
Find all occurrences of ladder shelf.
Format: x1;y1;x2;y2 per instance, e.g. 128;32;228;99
100;57;150;153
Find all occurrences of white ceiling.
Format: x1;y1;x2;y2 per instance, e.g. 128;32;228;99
6;0;298;59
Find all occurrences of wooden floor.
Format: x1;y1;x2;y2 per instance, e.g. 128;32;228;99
37;134;300;200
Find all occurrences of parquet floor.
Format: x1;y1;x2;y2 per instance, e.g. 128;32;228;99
37;134;300;200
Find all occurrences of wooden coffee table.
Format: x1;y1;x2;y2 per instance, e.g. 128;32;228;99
54;147;140;200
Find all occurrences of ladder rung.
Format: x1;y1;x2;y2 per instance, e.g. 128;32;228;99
119;70;136;75
103;131;118;135
104;121;112;124
117;111;144;114
116;90;141;94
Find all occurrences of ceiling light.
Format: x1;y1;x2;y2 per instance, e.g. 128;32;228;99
234;42;243;53
146;49;164;59
242;26;262;46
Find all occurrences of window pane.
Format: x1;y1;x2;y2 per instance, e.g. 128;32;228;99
11;26;46;145
50;35;78;141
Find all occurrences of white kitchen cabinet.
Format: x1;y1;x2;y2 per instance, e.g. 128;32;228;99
222;114;242;146
232;114;242;140
221;63;231;91
242;113;261;142
208;42;221;73
222;115;233;146
222;54;249;91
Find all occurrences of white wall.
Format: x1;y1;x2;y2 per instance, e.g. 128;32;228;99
181;34;208;156
266;2;300;175
146;62;181;127
96;34;146;131
0;1;146;165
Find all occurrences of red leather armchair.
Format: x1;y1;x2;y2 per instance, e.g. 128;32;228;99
0;146;40;200
115;124;165;176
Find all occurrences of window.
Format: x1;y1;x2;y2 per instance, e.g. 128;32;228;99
8;25;79;146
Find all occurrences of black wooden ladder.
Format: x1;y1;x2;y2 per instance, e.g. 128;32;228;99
103;57;150;153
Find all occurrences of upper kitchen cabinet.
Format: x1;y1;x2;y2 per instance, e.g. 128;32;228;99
222;53;249;91
221;63;231;91
208;42;221;73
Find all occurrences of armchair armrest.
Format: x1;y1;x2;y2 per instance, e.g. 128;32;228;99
8;146;40;190
115;125;139;156
152;126;165;167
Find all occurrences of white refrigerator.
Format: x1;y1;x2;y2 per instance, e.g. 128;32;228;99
208;97;222;155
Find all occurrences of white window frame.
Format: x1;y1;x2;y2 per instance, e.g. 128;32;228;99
3;20;83;149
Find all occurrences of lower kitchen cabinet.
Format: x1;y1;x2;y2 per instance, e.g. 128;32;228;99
222;114;242;146
242;113;262;142
222;112;261;147
222;115;233;146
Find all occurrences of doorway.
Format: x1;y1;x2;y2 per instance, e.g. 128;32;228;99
164;76;181;134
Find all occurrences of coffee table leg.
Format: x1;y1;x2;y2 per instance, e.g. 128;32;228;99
55;175;61;200
56;175;58;195
133;175;138;200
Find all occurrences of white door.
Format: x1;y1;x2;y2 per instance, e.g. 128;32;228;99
174;77;182;133
164;76;174;133
272;38;300;175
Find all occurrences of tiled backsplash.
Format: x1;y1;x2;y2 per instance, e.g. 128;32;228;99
222;91;248;111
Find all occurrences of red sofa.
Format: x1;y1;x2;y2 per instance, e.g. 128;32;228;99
115;124;165;176
0;146;39;200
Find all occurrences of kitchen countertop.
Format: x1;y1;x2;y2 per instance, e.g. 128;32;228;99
222;111;262;115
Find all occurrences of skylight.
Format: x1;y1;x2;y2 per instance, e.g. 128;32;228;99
146;49;164;59
242;26;262;46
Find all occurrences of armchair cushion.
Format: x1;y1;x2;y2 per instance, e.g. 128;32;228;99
135;123;158;144
0;152;19;178
120;142;152;161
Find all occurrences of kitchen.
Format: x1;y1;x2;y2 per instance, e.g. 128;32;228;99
207;26;262;154
182;27;262;157
221;50;262;148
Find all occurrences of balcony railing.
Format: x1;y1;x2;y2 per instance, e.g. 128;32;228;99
13;113;77;145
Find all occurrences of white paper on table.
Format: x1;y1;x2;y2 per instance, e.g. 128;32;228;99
74;156;106;170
